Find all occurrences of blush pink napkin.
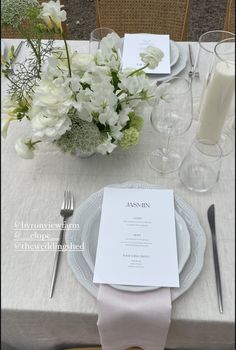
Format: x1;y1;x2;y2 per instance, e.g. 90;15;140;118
97;284;172;350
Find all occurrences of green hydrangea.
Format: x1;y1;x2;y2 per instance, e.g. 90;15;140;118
56;116;102;155
119;127;140;149
1;0;39;28
128;112;144;131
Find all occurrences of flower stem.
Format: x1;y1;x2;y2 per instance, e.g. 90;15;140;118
127;63;149;77
62;32;72;77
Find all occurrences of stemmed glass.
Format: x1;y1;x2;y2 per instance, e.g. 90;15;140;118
89;27;115;55
148;77;193;174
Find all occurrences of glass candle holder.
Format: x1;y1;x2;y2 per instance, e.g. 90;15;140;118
197;37;235;154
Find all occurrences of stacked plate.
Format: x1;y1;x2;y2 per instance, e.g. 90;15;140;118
66;181;206;301
154;40;188;82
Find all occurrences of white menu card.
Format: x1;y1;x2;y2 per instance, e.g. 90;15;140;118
93;188;179;287
122;33;171;74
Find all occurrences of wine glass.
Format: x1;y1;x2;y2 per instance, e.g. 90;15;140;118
148;77;193;174
89;27;115;55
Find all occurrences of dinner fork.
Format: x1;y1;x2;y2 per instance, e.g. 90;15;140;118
188;43;200;78
49;190;74;298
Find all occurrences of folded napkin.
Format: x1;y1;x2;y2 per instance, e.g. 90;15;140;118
97;285;172;350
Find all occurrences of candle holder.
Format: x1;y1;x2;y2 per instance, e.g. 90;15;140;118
197;37;235;156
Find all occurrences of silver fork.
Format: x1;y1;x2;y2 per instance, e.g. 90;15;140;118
188;43;200;78
49;190;74;298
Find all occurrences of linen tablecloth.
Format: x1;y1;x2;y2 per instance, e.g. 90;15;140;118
1;40;235;350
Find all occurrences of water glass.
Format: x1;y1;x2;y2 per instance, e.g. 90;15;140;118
89;27;115;54
179;139;222;192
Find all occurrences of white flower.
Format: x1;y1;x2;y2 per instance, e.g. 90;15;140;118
140;46;164;69
98;107;119;126
96;134;117;155
118;107;132;126
29;77;73;139
41;56;60;78
30;108;71;139
1;96;18;116
40;0;66;31
15;138;35;159
71;53;93;72
90;83;118;113
110;125;123;140
100;32;121;55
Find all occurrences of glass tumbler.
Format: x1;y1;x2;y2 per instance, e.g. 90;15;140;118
179;139;222;192
89;27;115;55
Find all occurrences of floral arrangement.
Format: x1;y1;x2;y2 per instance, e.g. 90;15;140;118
1;0;167;159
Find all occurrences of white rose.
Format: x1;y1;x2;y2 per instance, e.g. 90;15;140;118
140;46;164;69
96;134;117;155
71;53;92;72
15;138;35;159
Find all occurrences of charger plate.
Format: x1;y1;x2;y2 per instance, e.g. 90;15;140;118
66;181;206;301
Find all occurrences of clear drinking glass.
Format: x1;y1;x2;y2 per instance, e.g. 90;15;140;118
197;37;235;155
148;77;193;174
179;139;222;192
89;27;115;55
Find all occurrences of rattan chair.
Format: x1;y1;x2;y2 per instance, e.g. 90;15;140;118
224;0;235;33
1;0;67;38
96;0;190;41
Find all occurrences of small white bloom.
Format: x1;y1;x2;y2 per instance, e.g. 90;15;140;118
110;125;123;140
15;138;35;159
98;108;119;126
140;46;164;69
41;0;66;31
96;134;117;155
100;32;121;54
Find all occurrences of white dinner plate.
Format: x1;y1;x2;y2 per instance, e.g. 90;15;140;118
80;196;191;292
154;43;188;82
66;181;206;301
170;40;180;67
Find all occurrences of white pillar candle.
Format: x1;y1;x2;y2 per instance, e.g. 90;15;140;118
197;61;235;143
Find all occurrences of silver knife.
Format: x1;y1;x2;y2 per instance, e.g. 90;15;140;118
207;204;223;313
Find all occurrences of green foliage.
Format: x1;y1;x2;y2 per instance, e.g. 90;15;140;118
56;114;102;154
1;0;40;28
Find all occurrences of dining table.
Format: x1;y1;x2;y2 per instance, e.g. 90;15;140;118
1;39;235;350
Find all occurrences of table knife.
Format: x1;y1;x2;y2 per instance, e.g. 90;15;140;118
207;204;223;313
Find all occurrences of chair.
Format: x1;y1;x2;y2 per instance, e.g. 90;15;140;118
224;0;235;33
1;0;67;38
96;0;190;41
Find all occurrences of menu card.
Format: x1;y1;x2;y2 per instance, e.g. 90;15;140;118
122;33;171;74
93;188;179;287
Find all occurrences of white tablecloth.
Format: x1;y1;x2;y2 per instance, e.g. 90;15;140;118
1;40;235;350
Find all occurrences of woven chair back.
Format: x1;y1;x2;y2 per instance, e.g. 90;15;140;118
224;0;235;33
96;0;190;41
